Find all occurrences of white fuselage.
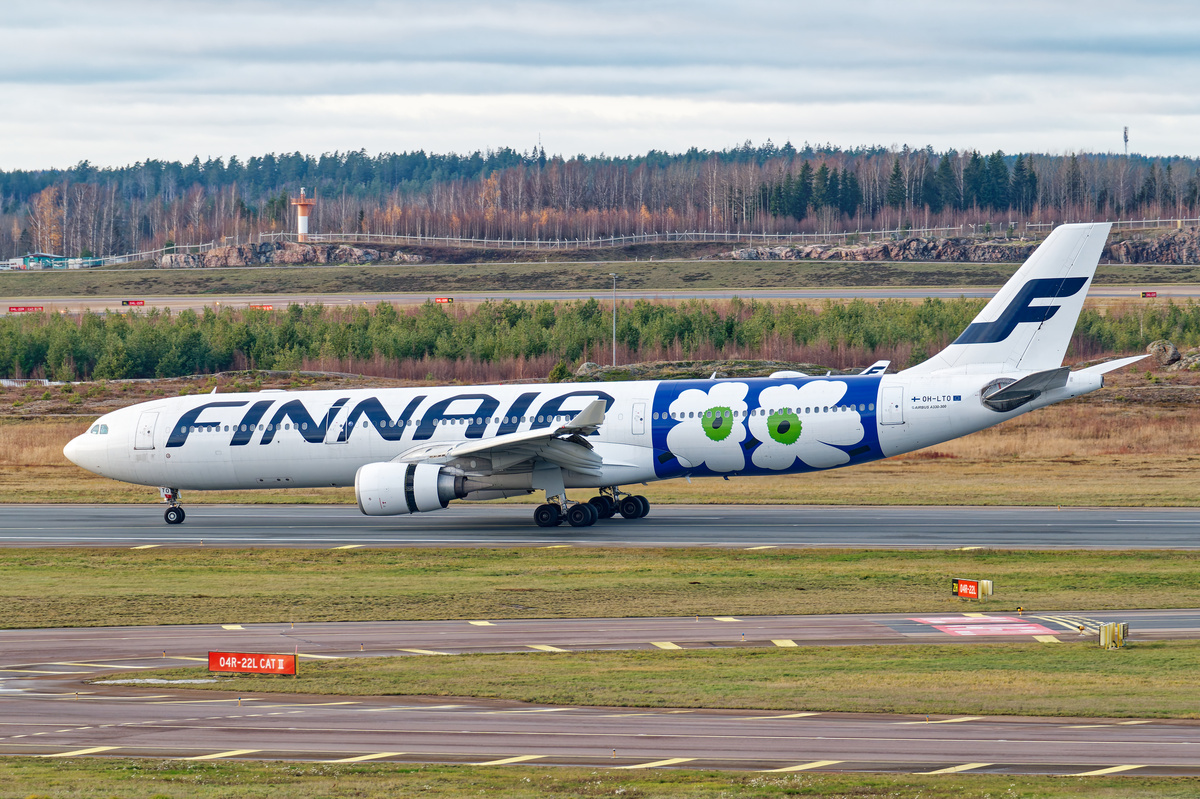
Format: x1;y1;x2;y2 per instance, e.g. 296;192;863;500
64;369;1102;495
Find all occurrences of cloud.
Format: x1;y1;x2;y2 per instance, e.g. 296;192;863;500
3;0;1199;168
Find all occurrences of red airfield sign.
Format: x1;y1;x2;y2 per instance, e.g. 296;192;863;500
952;578;979;599
209;651;297;675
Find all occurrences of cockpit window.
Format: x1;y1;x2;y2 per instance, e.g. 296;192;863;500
90;425;99;434
99;424;109;434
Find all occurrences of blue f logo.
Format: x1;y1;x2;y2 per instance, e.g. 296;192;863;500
953;277;1088;346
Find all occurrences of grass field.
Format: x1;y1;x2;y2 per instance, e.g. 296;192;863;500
4;547;1200;628
1;258;1197;298
1;758;1192;799
125;639;1200;718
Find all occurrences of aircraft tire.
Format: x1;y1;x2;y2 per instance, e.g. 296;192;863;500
618;496;643;519
634;495;650;518
566;503;596;527
164;506;185;525
589;496;617;518
534;504;562;527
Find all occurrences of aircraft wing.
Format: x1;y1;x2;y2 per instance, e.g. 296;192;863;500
391;398;607;476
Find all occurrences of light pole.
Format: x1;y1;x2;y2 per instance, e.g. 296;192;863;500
609;273;618;366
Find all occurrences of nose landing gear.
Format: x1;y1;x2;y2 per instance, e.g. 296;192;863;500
159;487;185;525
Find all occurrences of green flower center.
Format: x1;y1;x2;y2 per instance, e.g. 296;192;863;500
767;410;802;445
701;406;734;442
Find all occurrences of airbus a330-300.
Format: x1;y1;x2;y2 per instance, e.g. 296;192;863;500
64;222;1142;528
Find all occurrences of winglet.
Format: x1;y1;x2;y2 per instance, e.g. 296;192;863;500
563;399;606;433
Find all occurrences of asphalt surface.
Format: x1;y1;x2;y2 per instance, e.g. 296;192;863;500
4;503;1200;549
4;284;1199;313
3;611;1200;774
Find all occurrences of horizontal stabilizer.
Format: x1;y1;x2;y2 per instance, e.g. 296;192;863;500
982;367;1069;412
1072;354;1150;376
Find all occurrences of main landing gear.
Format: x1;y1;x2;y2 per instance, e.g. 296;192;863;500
533;486;650;528
160;487;185;525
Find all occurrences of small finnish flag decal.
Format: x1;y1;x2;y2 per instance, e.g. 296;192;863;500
953;395;961;401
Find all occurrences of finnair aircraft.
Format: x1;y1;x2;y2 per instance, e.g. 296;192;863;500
65;222;1141;528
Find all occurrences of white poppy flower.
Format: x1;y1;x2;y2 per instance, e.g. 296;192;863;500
749;381;864;470
665;382;749;473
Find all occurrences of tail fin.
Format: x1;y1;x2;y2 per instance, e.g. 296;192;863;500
906;222;1111;375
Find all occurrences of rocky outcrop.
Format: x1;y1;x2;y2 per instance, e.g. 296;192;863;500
1107;230;1200;264
159;242;425;268
1165;347;1200;372
1148;340;1181;367
725;237;1037;263
726;229;1200;264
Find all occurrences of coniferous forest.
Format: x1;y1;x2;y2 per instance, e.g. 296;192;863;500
4;142;1200;260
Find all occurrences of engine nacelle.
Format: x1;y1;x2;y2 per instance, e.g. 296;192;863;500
355;461;466;516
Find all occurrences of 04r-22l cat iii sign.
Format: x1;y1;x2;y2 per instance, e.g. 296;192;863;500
64;224;1142;529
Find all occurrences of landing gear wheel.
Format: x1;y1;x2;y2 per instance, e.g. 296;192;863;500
534;503;562;527
589;495;616;519
164;506;185;525
633;495;650;518
618;496;644;519
566;503;597;527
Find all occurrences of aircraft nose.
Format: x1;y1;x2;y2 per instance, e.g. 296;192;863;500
63;435;84;467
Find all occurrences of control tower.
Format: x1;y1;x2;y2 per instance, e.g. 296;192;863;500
290;188;317;242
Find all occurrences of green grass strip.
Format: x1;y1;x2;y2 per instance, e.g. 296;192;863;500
3;547;1200;629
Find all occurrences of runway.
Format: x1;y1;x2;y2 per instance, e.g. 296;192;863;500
3;611;1200;774
3;284;1197;314
4;503;1200;549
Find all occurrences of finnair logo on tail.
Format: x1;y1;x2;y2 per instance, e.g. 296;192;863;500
953;277;1088;345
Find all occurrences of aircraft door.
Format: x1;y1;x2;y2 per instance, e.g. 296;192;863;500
879;386;905;425
325;419;349;444
134;412;158;450
632;401;647;436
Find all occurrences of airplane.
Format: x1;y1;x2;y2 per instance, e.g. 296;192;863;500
64;222;1144;528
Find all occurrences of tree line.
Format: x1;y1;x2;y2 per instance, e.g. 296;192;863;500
4;141;1200;260
0;298;1191;383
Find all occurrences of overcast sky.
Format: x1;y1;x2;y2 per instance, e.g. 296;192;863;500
5;0;1200;170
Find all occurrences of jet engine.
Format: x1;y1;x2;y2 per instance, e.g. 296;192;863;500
355;461;467;516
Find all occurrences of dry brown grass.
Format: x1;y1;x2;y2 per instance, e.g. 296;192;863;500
0;420;80;467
